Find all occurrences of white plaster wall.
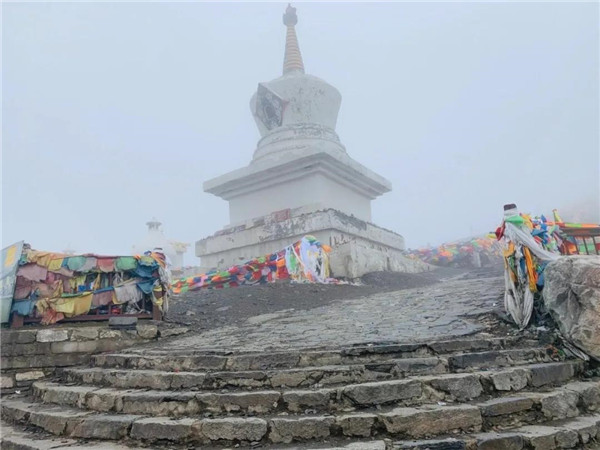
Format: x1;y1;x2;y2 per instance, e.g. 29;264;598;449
250;73;342;137
197;229;427;278
228;172;372;224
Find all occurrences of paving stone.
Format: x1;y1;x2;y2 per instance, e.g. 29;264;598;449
130;417;194;442
108;317;137;328
200;417;267;441
2;330;37;345
269;370;311;388
34;383;97;408
120;391;198;416
564;380;600;411
196;390;280;414
489;368;529;391
1;399;35;423
395;438;467;449
29;407;91;435
479;396;534;417
51;340;99;354
475;432;524;450
529;362;577;388
36;329;69;343
335;413;377;437
226;352;300;371
15;370;46;382
170;372;206;389
269;416;334;443
2;343;52;357
159;326;189;338
70;414;138;439
379;405;482;438
136;324;158;339
282;389;331;412
426;374;483;401
520;425;559;449
69;328;99;341
554;429;579;448
540;390;580;419
1;375;15;389
342;379;422;406
394;357;448;375
561;415;599;443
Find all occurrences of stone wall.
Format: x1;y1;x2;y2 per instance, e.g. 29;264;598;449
0;322;187;394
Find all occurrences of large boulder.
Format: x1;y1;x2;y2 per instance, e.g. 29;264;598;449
543;256;600;360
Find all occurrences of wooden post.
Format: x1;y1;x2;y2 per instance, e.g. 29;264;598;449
10;313;24;329
152;303;163;321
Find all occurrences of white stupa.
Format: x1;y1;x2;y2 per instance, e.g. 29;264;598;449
133;219;189;269
196;5;426;278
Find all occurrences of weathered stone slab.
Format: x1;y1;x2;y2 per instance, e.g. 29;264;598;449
342;379;422;405
529;362;578;387
475;432;524;450
336;413;377;437
69;327;99;341
130;417;194;442
426;373;483;401
15;370;46;382
70;414;138;439
489;368;529;392
269;416;334;443
51;340;99;354
2;343;52;357
282;389;331;412
36;329;69;343
379;405;482;438
196;390;280;414
479;396;534;417
1;330;37;345
136;324;158;339
540;390;579;419
200;417;267;441
395;438;466;449
1;375;15;388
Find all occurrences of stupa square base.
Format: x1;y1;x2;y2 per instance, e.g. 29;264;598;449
196;208;429;279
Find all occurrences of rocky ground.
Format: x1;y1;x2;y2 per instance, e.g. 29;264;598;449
159;264;513;353
166;265;503;333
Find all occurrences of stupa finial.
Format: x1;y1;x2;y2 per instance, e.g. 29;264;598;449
282;4;305;75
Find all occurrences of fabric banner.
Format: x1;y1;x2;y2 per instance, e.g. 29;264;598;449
0;241;25;323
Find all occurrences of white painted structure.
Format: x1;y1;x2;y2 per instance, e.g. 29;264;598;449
133;219;189;269
197;5;427;278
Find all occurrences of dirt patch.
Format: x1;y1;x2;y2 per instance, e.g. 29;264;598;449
166;265;503;332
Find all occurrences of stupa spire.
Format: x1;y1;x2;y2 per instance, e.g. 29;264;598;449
282;4;305;75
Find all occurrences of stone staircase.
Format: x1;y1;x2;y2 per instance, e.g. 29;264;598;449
2;334;600;449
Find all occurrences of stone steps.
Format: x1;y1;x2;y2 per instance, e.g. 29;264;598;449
4;378;599;445
63;346;561;391
33;361;585;417
91;336;540;372
392;415;600;449
107;344;549;373
0;421;387;450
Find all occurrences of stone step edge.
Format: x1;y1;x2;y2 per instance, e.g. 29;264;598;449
61;355;580;393
91;346;555;372
58;349;572;390
4;380;599;444
0;420;388;450
391;414;600;449
36;361;586;416
120;335;538;358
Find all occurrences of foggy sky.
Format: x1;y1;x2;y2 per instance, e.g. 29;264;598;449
3;2;599;265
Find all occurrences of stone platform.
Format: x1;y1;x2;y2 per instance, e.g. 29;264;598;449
1;271;599;448
196;208;428;278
